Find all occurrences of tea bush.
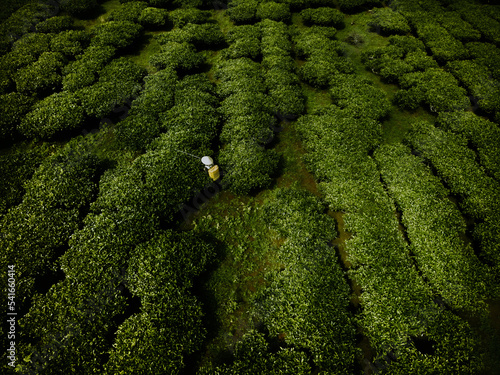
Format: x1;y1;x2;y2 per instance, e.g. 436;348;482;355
300;7;344;27
256;2;291;23
50;30;90;56
107;1;148;22
19;91;85;139
90;21;143;49
14;51;66;94
149;41;204;71
36;15;74;33
138;7;169;27
0;92;35;138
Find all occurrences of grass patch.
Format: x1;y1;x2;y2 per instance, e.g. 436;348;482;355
126;31;162;73
382;106;435;144
191;193;281;367
301;82;332;113
210;9;234;34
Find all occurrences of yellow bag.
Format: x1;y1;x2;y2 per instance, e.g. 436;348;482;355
208;165;220;181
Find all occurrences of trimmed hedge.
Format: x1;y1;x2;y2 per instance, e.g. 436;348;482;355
375;143;490;312
99;57;146;84
301;7;344;27
0;144;50;215
90;21;143;49
219;141;280;195
105;230;215;374
60;0;99;16
12;32;53;58
14;51;66;94
435;11;481;42
256;2;291;23
437;111;500;181
337;0;381;11
107;1;148;22
155;23;224;49
77;80;141;118
138;7;169;27
62;45;116;91
395;68;469;112
129;67;177;116
415;22;469;62
370;7;411;35
36;15;74;33
0;92;35;139
446;59;500;115
227;0;259;24
168;8;210;28
149;41;204;71
50;30;90;56
19;91;85;139
465;41;500;80
329;74;391;120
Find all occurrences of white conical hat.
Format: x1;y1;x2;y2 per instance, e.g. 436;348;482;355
201;156;214;166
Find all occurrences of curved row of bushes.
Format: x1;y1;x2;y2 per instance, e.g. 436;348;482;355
260;19;305;118
258;187;358;373
297;106;485;374
436;111;500;181
375;143;492;312
215;23;279;194
294;25;353;88
295;23;484;373
405;121;500;284
446;59;500;120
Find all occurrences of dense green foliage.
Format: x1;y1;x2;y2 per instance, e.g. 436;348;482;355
19;91;85;139
149;41;204;71
138;7;169;27
2;1;499;373
105;231;216;374
296;106;485;374
221;24;261;60
261;19;305;117
62;45;116;91
50;30;90;56
1;140;100;334
329;74;391;120
215;45;279;193
257;187;358;372
300;7;344;27
203;330;312;374
0;92;35;138
405;121;500;221
436;111;500;180
169;8;210;28
90;21;143;49
395;68;469;112
375;143;491;312
14;52;66;94
107;1;148;22
369;7;411;34
337;0;381;11
60;0;99;16
256;2;292;23
294;27;353;88
446;59;500;116
0;144;50;215
156;23;225;49
227;0;259;24
36;16;74;33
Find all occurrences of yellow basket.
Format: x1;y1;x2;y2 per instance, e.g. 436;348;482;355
208;165;220;181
